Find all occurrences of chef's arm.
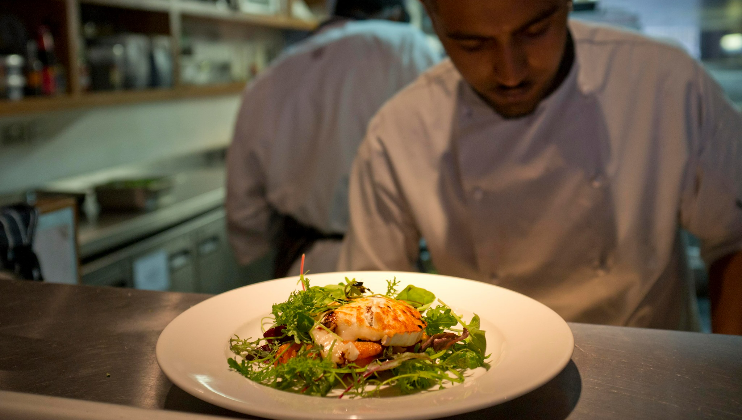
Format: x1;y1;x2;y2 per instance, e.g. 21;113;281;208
686;67;742;335
337;127;420;272
708;250;742;335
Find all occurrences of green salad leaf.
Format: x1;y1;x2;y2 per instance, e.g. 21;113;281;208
468;315;487;357
440;300;487;358
422;305;459;336
271;287;333;343
395;285;436;311
443;348;484;370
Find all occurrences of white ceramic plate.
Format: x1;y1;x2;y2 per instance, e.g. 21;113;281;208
156;271;574;420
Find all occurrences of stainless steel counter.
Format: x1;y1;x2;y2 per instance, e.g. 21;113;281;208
1;280;740;420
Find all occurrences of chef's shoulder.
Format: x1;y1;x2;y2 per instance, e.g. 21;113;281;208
570;20;703;94
365;58;460;145
339;20;433;52
271;20;435;73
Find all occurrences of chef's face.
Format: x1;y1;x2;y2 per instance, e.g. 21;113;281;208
424;0;572;118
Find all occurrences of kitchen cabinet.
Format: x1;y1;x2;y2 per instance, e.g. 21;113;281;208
133;232;196;292
81;206;254;293
195;215;238;294
83;257;131;287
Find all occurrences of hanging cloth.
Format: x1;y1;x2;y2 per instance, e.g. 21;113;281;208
0;203;43;281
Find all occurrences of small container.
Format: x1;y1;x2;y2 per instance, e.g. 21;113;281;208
25;40;44;96
94;177;174;212
87;43;125;91
0;55;26;101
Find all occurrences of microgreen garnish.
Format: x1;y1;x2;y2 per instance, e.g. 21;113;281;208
385;277;401;296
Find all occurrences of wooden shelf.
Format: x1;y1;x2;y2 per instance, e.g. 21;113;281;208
0;0;321;117
0;83;245;115
73;0;319;31
77;0;172;13
178;1;318;31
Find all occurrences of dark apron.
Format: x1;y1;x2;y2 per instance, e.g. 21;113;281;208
273;215;343;279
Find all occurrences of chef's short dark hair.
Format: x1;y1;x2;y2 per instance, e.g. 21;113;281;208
334;0;410;22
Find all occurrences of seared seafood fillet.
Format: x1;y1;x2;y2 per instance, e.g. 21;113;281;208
323;296;426;347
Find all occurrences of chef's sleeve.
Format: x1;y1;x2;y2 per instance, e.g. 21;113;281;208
337;116;421;272
680;61;742;265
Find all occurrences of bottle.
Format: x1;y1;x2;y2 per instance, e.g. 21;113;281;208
36;25;58;95
24;40;43;96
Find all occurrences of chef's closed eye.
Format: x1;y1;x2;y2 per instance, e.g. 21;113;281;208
457;39;487;52
522;20;551;38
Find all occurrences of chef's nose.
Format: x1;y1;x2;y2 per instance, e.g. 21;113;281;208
492;40;527;87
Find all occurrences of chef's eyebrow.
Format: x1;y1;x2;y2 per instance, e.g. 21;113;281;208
515;4;561;32
445;4;561;41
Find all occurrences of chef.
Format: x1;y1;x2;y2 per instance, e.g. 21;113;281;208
227;0;440;278
338;0;742;334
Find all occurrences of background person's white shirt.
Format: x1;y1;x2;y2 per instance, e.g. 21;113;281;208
227;19;440;276
339;20;742;330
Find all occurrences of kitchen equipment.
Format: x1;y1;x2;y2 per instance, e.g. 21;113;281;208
94;177;174;212
33;198;79;285
36;25;58;95
0;54;25;100
115;34;151;89
87;34;151;90
150;35;173;88
24;40;43;96
87;43;125;91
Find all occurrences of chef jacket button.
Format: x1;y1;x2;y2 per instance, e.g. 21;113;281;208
591;174;606;188
473;188;484;201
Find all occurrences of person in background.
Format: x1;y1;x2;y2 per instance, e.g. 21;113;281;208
338;0;742;335
226;0;440;279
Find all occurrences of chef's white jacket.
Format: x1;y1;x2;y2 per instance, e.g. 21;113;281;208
227;19;440;276
339;20;742;330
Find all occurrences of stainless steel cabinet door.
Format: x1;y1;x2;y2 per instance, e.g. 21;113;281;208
81;258;132;288
130;233;197;293
164;234;198;293
195;217;237;294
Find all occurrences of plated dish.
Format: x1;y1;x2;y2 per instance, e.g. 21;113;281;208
156;271;574;420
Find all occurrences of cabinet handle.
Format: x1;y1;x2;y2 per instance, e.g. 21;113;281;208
169;250;192;271
110;279;129;288
198;236;221;256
